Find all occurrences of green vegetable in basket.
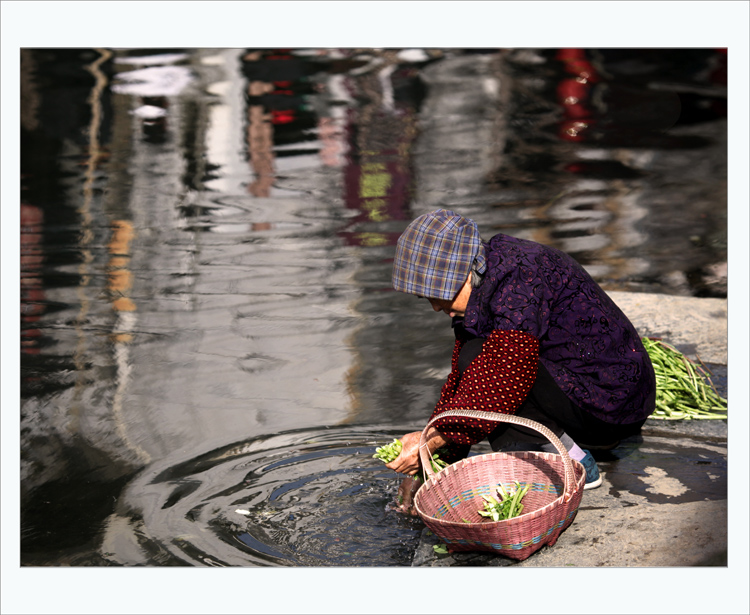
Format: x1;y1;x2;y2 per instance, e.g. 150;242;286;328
428;453;449;474
478;481;531;521
642;337;728;420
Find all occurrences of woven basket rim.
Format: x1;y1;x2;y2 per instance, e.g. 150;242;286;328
418;410;579;498
414;450;586;527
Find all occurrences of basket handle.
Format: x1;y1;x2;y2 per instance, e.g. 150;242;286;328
418;410;579;502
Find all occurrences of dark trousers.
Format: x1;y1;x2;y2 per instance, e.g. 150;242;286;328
457;338;646;452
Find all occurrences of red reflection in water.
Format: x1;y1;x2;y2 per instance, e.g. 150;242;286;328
21;202;45;355
556;49;601;143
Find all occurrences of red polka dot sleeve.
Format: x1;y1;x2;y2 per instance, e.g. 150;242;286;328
428;330;539;462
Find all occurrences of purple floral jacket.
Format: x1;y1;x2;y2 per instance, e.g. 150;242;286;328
456;233;656;425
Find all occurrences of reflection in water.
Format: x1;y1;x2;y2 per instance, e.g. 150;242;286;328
484;48;726;294
245;77;275;198
70;48;112;434
107;220;150;464
20;203;45;356
339;50;424;247
102;426;423;566
20;50;45;359
19;48;727;566
242;49;319;198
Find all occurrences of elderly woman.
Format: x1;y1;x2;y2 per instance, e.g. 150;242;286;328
386;209;655;513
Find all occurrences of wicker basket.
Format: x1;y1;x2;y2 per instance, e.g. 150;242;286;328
413;410;586;561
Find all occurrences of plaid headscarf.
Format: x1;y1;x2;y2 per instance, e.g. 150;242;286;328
392;209;486;300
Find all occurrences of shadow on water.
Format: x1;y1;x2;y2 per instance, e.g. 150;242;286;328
101;425;424;567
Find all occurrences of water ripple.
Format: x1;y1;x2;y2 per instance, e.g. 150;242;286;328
103;425;423;566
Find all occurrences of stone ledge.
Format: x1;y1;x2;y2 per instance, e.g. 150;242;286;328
607;291;727;365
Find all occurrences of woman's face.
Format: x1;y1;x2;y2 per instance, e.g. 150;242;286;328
424;274;472;318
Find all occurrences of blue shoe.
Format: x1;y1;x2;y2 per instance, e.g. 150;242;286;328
580;450;602;490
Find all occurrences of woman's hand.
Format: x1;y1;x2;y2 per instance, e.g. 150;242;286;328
385;427;450;476
386;427;450;515
385;431;422;475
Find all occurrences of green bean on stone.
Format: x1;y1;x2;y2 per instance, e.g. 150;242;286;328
643;337;727;421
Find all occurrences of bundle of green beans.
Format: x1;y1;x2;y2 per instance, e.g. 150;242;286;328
478;481;530;521
372;439;403;463
642;337;727;420
373;439;449;479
